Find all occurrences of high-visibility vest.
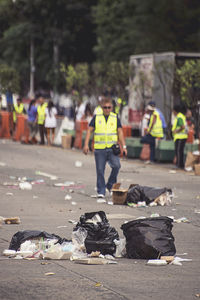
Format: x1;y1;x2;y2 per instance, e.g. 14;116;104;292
13;103;24;123
172;112;188;141
94;112;118;149
148;110;164;138
95;105;103;115
115;98;122;114
37;103;47;125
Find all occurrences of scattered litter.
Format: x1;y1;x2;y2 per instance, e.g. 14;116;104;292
32;179;45;184
19;182;32;190
33;195;38;199
0;162;6;166
65;195;72;200
3;217;21;225
147;259;167;266
71;201;77;205
194;209;200;214
57;225;68;228
73;257;117;265
160;256;174;263
95;283;102;287
75;161;83;168
54;181;75;187
170;256;192;266
97;199;106;203
3;250;16;257
45;272;55;276
169;170;176;174
107;201;113;205
6;192;14;196
35;171;58;180
150;213;160;218
195;294;200;298
68;220;77;225
3;182;19;187
174;217;190;223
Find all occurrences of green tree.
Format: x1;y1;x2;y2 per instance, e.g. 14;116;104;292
176;60;200;108
60;62;89;100
93;0;200;61
0;63;20;93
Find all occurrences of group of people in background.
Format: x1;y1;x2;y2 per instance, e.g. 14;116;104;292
27;95;58;146
140;100;194;170
2;93;58;147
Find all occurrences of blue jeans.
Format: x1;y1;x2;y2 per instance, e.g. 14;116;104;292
140;134;156;162
94;148;121;196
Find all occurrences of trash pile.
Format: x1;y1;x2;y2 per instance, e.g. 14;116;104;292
2;211;191;266
112;183;173;207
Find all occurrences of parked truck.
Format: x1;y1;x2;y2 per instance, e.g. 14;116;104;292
128;52;200;136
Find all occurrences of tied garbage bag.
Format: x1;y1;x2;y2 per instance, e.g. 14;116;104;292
73;211;119;255
121;217;176;259
9;230;70;251
126;184;172;205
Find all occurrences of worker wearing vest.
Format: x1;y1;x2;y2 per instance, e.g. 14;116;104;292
13;98;25;129
94;96;103;115
172;105;188;169
83;98;127;198
37;95;48;145
141;104;164;163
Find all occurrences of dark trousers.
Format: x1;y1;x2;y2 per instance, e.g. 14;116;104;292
175;139;187;169
141;134;156;162
39;124;45;145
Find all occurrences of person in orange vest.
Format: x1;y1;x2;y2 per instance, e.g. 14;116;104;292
36;94;48;145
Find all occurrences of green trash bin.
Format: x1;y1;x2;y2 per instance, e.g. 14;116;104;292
156;140;175;162
126;137;143;158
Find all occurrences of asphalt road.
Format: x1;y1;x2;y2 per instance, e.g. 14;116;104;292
0;139;199;300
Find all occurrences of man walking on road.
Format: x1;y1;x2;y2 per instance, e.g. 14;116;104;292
83;97;127;198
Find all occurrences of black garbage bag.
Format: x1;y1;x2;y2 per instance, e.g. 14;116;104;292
73;211;119;255
126;184;172;205
9;230;70;251
121;217;176;259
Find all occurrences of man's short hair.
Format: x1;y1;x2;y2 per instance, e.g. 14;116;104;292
101;97;112;106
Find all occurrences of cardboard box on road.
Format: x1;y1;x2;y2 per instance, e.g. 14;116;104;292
62;134;72;149
112;183;128;205
194;164;200;176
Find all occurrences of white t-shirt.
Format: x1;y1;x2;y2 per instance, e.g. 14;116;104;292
45;107;57;128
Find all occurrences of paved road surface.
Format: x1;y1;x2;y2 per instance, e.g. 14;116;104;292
0;139;199;300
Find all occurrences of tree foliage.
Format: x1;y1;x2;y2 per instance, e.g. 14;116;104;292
93;0;200;61
176;60;200;108
0;63;20;93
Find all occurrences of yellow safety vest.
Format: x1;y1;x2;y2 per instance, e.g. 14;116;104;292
172;112;188;141
37;103;47;125
148;110;163;138
95;105;103;115
94;112;118;149
13;103;24;123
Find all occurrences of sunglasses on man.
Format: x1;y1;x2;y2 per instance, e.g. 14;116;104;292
103;106;112;109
